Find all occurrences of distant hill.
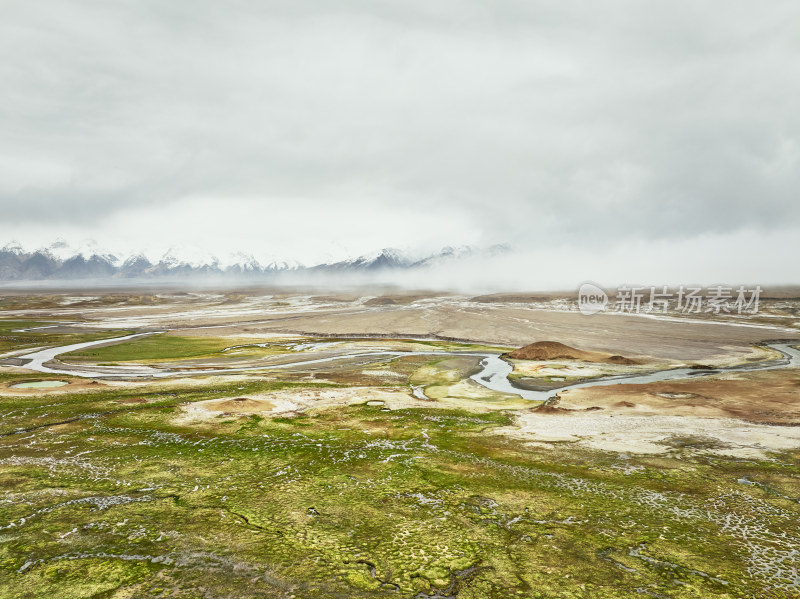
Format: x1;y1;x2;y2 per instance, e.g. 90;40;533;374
505;341;639;365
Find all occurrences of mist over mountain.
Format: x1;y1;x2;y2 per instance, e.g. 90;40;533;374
0;241;505;284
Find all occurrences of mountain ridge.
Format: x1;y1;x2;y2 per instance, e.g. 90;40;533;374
0;242;509;281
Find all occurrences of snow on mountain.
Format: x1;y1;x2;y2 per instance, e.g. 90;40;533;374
1;240;25;255
158;246;221;269
0;241;499;281
44;239;121;266
310;248;410;272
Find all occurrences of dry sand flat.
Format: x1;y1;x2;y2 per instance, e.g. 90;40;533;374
6;291;792;362
203;303;787;361
176;387;415;423
509;359;659;383
550;367;800;425
497;411;800;458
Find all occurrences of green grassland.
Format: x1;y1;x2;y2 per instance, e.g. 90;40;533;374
394;339;515;353
0;321;135;356
62;335;258;363
62;336;514;366
1;329;799;598
62;335;328;365
1;375;799;598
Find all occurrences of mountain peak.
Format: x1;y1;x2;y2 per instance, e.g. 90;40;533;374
0;242;498;282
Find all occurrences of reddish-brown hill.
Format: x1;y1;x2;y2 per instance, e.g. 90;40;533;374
505;341;639;365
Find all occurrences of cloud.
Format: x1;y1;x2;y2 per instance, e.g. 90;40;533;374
1;0;798;282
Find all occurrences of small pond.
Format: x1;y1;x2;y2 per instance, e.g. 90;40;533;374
11;380;69;389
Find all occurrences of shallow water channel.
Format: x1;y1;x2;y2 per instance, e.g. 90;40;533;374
9;334;800;402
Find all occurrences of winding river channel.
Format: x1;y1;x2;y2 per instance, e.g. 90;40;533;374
8;334;800;402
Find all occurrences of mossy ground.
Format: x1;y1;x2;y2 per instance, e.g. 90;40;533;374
62;335;294;364
2;382;799;598
0;323;799;598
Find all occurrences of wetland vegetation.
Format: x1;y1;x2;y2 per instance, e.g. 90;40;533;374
2;377;799;598
0;292;799;598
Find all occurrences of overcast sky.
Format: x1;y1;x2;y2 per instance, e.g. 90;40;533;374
1;1;798;286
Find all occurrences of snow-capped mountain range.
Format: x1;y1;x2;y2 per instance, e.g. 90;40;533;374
0;241;508;282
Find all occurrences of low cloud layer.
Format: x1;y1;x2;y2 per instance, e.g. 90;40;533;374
2;1;799;284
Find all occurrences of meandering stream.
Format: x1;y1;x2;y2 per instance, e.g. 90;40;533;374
8;333;800;402
469;342;800;401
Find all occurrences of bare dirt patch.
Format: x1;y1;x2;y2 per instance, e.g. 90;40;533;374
0;378;107;395
200;397;276;413
498;412;800;457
